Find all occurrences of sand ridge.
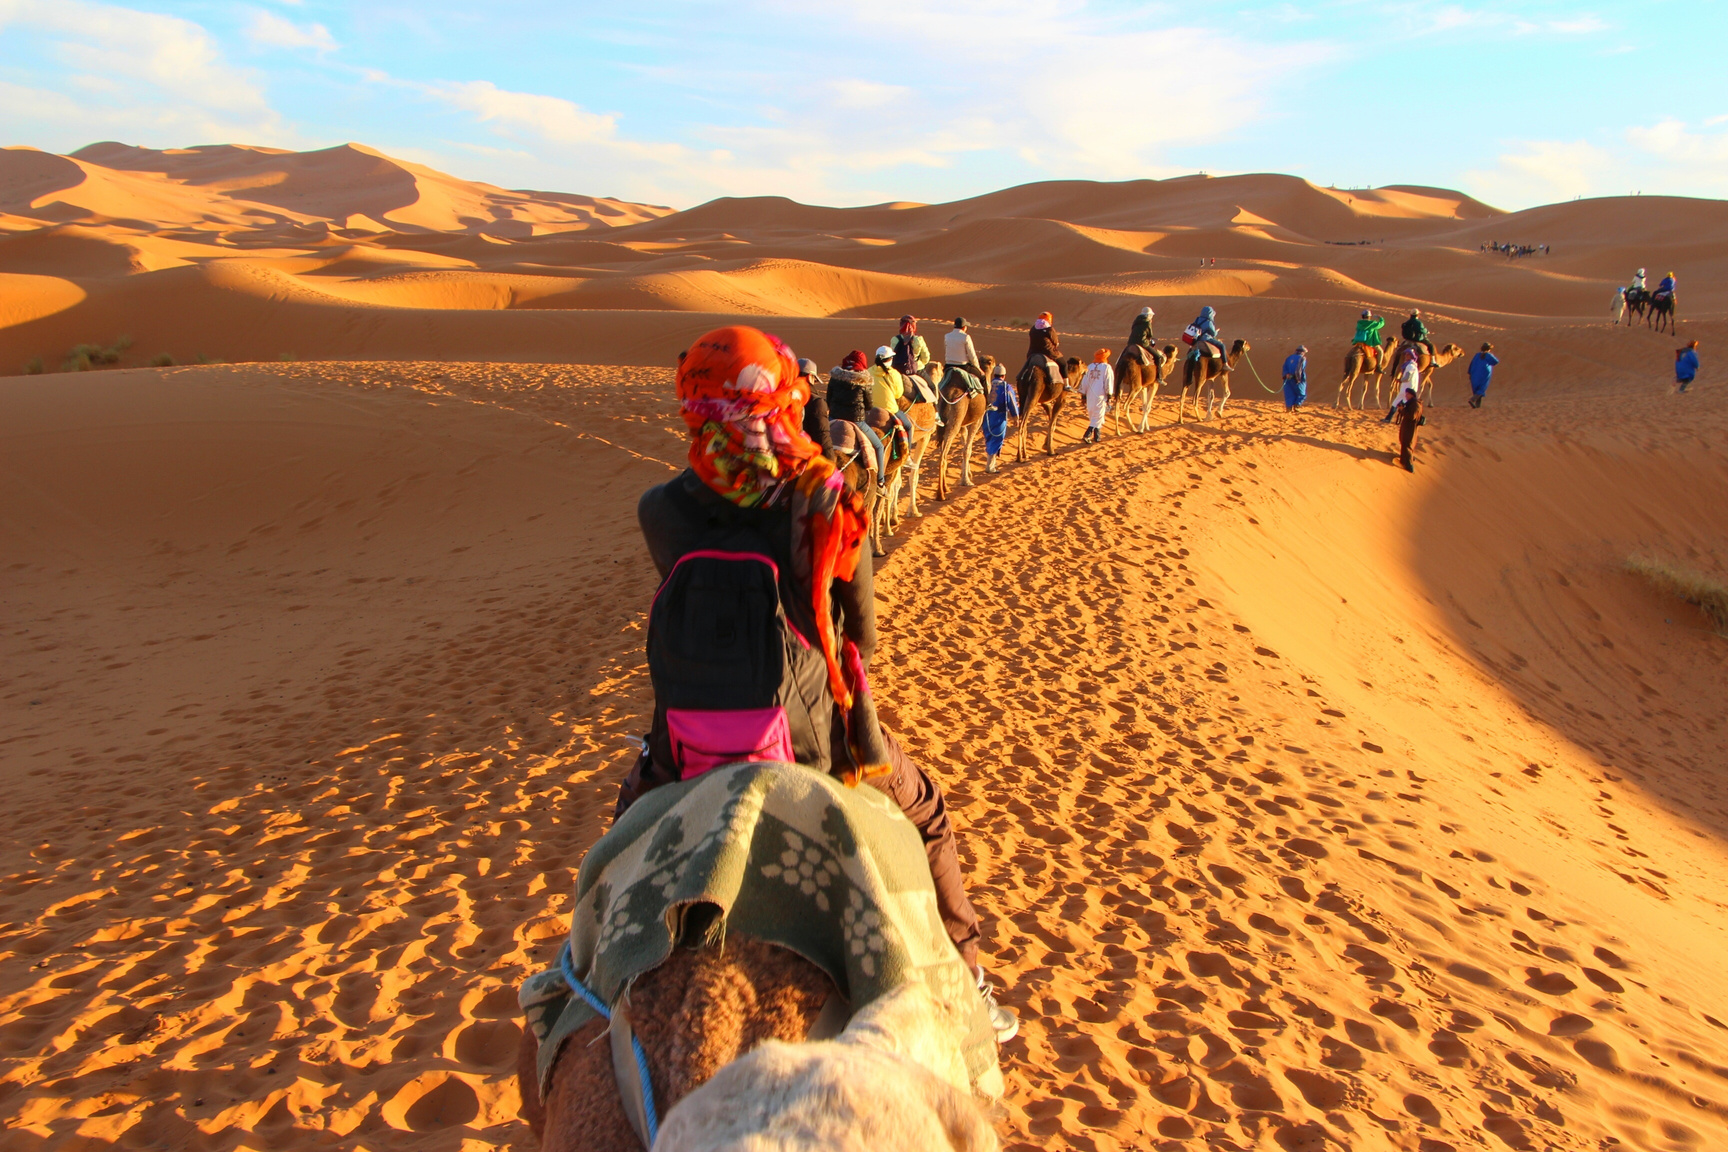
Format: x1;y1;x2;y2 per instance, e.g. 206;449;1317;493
3;358;1727;1151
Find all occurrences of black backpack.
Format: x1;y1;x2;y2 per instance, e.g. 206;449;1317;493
891;334;918;375
645;521;834;780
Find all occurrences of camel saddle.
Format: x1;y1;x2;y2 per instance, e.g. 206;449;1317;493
1351;342;1386;370
939;364;986;396
828;418;879;479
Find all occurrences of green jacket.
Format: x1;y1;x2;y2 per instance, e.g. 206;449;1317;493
1352;316;1385;346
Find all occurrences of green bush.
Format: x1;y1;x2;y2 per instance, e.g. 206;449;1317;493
24;356;44;375
149;353;174;368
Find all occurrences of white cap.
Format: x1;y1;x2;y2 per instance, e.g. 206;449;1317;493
874;345;893;361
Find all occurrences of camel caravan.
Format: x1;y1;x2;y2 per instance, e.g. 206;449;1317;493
513;310;1466;1150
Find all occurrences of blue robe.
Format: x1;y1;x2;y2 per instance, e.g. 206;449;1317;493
983;376;1019;455
1281;352;1307;409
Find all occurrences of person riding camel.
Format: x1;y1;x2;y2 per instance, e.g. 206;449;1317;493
625;325;1016;1041
796;357;836;463
890;315;931;378
1126;307;1156;365
870;345;914;441
1028;312;1063;389
1656;271;1677;302
1188;306;1225;359
1631;268;1647;293
1402;309;1435;360
1353;309;1386;362
943;317;986;391
829;350;885;477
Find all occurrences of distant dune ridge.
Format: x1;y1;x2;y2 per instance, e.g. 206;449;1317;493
0;140;1720;384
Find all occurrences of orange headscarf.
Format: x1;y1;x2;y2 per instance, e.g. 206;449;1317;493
1093;348;1110;363
677;326;815;507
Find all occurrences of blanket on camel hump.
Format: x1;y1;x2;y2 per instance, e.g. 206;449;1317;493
519;760;1004;1100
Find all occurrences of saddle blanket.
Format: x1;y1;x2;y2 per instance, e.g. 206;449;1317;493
519;761;1002;1100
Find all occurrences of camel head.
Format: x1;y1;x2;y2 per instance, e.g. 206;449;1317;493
1231;339;1250;354
1437;342;1465;364
980;353;997;377
1063;356;1083;382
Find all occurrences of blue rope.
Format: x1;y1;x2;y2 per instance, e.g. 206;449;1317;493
560;942;659;1146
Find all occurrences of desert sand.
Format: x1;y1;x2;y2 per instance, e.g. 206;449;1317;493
2;142;1726;1152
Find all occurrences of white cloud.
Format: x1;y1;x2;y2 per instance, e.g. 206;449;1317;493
400;0;1330;206
0;0;286;144
244;9;337;53
1463;118;1728;207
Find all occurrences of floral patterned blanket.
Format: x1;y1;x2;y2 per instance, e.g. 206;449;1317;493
518;761;1002;1100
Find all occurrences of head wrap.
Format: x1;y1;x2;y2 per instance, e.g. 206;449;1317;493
1093;348;1110;363
1038;311;1053;323
1687;339;1699;349
1033;318;1050;331
842;350;869;372
675;326;883;779
677;326;814;509
899;315;917;336
1139;306;1153;318
1361;309;1371;318
991;363;1007;378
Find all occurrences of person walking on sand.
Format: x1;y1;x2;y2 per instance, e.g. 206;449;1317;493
1282;345;1308;411
1078;349;1114;444
1467;343;1499;408
1393;382;1425;472
1676;340;1700;393
982;362;1017;472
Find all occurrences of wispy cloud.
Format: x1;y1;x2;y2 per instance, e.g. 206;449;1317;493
244;9;337;54
1464;118;1728;205
0;0;286;144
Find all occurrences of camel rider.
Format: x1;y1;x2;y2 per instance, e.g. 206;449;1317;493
1656;271;1677;302
870;346;915;441
1188;306;1225;359
890;315;931;378
829;350;886;477
797;357;836;464
1127;307;1156;365
1028;312;1063;389
1402;309;1435;360
1631;268;1647;293
1353;309;1386;353
943;317;986;392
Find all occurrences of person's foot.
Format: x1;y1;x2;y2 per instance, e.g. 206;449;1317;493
976;969;1019;1043
1402;460;1414;473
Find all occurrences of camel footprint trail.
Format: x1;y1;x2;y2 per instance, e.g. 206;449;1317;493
878;399;1728;1152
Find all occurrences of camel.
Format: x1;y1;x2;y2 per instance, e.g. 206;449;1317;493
885;373;939;528
934;356;995;499
829;419;883;555
1389;341;1465;406
1112;343;1178;433
1334;341;1396;410
1177;339;1250;422
1649;290;1676;334
519;936;996;1152
1014;354;1082;460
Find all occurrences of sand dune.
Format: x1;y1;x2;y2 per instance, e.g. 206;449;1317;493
3;362;1725;1152
3;142;1719;382
2;138;1726;1152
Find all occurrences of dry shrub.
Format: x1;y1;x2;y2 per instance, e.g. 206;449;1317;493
63;337;132;372
149;353;175;367
1626;554;1728;634
24;356;44;375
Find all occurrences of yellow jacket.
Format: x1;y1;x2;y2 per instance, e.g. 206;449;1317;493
869;364;906;412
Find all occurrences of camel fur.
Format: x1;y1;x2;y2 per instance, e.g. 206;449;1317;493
934;355;995;500
1113;343;1177;433
654;978;999;1152
1334;341;1394;410
1014;354;1082;460
888;372;940;525
1391;341;1466;405
1178;339;1250;422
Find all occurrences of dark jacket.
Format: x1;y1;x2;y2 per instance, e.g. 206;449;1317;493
826;367;871;424
1128;314;1154;351
1396;393;1425;429
802;394;835;459
1402;315;1429;343
1027;326;1061;363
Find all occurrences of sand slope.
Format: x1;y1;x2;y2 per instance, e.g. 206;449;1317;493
3;361;1726;1151
2;143;1719;380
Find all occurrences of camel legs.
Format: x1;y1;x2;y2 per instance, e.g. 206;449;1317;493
959;425;978;486
1043;403;1058;456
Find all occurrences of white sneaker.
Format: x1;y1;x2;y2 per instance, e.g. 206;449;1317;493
976;968;1018;1043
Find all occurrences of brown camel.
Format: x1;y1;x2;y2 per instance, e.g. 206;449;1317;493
1178;339;1250;421
519;937;835;1152
1335;342;1395;410
1390;341;1466;406
886;372;939;527
829;419;882;554
935;356;995;499
1113;343;1177;433
1014;354;1082;460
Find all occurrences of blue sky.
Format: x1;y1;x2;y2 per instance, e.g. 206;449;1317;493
2;0;1724;211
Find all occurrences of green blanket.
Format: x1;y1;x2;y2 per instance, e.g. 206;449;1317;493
519;761;1002;1100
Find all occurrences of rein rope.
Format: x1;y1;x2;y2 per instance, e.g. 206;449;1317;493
1239;351;1280;394
560;941;660;1147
